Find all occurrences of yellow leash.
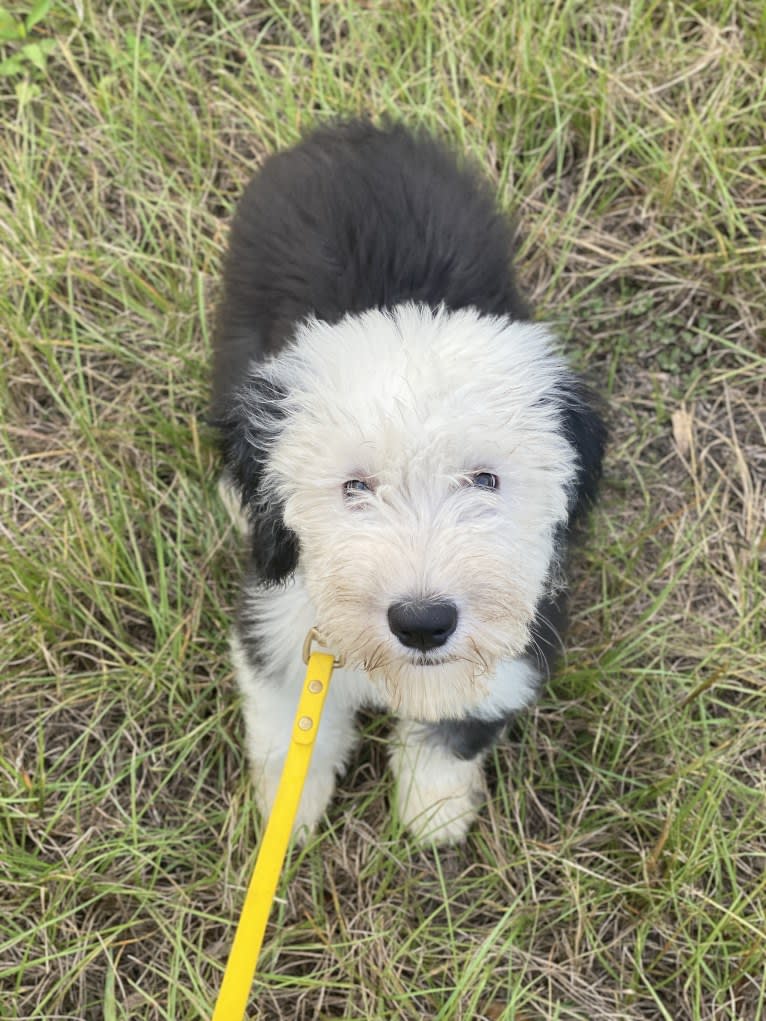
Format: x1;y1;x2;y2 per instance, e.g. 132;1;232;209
211;631;340;1020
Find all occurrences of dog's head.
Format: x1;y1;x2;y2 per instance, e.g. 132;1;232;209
218;304;604;719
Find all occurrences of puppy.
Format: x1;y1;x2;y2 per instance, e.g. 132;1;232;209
212;121;605;845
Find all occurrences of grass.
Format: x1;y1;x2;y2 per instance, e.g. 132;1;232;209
1;1;764;1018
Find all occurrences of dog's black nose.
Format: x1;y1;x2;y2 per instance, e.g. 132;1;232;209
387;600;458;651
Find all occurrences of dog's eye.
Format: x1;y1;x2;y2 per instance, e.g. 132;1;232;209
469;472;499;490
343;479;371;499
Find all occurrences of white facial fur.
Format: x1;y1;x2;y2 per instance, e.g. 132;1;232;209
248;303;578;721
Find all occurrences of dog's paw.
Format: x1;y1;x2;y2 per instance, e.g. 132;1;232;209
397;774;482;845
251;762;335;845
391;727;485;845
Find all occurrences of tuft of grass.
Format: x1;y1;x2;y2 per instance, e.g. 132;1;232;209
2;1;764;1019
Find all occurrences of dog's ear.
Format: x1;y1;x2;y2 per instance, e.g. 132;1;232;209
556;376;607;527
212;375;299;584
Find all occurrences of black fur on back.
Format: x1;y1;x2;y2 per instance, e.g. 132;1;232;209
212;119;530;413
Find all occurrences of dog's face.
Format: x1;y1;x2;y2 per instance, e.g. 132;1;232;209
226;304;591;720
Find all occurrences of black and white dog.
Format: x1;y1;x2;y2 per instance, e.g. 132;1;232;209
212;121;605;844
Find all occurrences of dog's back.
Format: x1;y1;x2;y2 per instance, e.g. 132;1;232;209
213;121;529;410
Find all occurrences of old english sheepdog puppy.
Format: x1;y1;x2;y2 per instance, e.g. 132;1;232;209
212;121;605;845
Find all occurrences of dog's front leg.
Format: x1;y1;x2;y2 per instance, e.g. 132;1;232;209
231;633;357;842
390;717;505;845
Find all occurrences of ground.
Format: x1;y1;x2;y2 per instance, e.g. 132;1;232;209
1;2;764;1019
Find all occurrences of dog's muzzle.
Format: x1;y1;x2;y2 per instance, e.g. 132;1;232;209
387;600;458;652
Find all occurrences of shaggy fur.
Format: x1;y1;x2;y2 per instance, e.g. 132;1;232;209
212;121;605;844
